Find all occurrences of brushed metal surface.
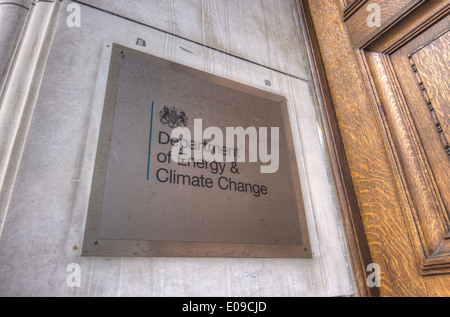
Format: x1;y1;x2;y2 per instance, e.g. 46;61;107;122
82;44;311;258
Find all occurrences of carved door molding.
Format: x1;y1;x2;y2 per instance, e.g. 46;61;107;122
347;0;450;276
302;0;450;296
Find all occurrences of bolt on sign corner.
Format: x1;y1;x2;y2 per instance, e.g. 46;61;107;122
82;43;311;258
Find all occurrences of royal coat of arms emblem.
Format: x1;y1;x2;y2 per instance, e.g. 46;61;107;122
159;106;188;128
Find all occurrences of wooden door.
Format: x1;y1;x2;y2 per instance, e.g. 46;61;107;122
300;0;450;296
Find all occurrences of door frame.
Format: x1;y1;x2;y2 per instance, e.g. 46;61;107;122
295;0;379;297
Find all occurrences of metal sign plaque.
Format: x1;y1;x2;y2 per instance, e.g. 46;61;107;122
82;44;311;258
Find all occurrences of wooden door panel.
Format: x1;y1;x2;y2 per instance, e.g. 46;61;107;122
388;18;450;232
343;0;449;295
305;0;449;296
356;0;450;280
412;31;450;155
407;30;450;220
